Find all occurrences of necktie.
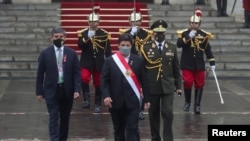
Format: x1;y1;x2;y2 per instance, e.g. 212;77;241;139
158;43;162;54
58;49;63;66
57;48;64;83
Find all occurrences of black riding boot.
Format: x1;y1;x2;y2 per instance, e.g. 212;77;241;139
196;0;205;5
1;0;12;4
244;11;250;28
94;87;102;113
216;0;222;16
161;0;169;5
194;88;203;114
82;83;90;109
183;89;192;112
222;0;228;16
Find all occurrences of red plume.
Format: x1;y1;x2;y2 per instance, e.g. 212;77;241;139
195;8;202;17
135;3;140;13
93;3;100;14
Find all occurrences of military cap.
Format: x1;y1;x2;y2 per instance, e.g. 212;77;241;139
150;20;168;32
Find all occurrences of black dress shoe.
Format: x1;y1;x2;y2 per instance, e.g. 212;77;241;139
161;1;169;5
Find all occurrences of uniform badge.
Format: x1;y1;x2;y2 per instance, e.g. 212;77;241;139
125;69;132;76
164;44;168;48
152;43;156;48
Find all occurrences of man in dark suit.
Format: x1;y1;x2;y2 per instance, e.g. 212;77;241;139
140;20;182;141
77;4;112;113
119;4;152;120
36;27;81;141
101;33;150;141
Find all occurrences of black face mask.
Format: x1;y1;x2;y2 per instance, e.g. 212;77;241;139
53;38;64;48
155;33;165;43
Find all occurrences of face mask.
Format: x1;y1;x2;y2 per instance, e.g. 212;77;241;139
53;38;64;48
155;33;165;43
119;46;131;56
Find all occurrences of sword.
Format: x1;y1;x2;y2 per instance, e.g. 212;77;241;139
212;69;224;104
231;0;237;15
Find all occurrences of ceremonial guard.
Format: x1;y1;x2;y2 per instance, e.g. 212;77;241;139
176;10;215;114
77;4;112;113
119;4;152;56
119;4;152;120
140;20;182;141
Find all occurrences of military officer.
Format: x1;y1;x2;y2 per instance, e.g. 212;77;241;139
176;14;215;114
140;20;182;141
77;5;112;113
119;5;152;120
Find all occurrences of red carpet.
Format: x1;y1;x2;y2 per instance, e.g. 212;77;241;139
60;2;150;52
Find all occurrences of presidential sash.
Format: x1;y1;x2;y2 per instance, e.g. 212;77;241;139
112;52;142;102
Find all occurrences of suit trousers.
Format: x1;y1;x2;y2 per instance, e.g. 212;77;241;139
46;84;73;141
149;94;174;141
109;105;140;141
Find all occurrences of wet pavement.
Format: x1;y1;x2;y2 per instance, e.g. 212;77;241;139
0;77;250;141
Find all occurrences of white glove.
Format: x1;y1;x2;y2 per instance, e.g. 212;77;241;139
188;30;196;38
88;30;95;38
210;65;216;71
130;26;138;35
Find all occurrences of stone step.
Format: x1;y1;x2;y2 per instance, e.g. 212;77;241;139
0;3;249;79
206;70;250;78
1;67;249;80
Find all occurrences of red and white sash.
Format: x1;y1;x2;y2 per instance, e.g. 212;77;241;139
112;52;142;101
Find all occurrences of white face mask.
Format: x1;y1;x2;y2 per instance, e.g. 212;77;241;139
119;46;131;56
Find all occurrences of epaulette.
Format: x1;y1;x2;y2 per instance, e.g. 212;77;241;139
176;28;188;38
100;28;109;34
100;28;111;39
76;28;88;37
119;28;129;35
144;28;153;35
201;29;214;39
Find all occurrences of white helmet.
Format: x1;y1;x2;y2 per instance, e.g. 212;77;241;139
189;15;201;23
129;12;142;22
88;12;99;22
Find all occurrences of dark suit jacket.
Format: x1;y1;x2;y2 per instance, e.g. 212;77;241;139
101;53;149;109
36;46;81;102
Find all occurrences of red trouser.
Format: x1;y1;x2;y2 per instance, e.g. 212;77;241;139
81;68;100;88
182;69;205;89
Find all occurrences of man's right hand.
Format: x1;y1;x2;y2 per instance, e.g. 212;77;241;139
130;26;138;35
88;30;95;38
188;30;196;38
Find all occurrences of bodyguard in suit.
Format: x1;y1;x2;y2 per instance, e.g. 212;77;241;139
140;20;182;141
36;27;81;141
101;33;150;141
